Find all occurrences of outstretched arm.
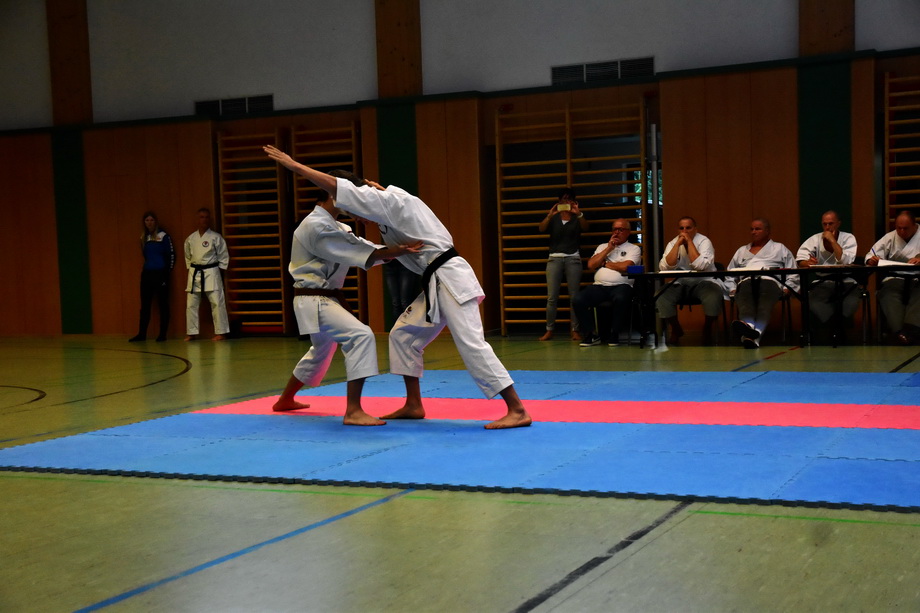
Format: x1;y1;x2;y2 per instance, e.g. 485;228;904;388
264;145;337;197
365;241;424;268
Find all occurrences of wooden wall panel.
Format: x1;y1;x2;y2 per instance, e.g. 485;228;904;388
375;0;422;98
661;70;800;271
659;78;710;237
799;0;855;57
750;68;799;248
415;99;492;324
358;106;387;332
84;122;214;337
850;58;876;253
0;134;61;335
46;0;93;125
705;73;754;246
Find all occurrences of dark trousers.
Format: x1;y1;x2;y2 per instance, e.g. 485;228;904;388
139;269;170;337
384;259;420;317
573;284;633;341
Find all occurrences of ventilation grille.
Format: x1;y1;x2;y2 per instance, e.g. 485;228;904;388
195;94;274;117
552;57;654;86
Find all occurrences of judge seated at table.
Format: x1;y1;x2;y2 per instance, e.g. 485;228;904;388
727;218;798;349
866;210;920;345
656;216;724;346
795;210;859;340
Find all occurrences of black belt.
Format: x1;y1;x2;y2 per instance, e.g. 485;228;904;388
191;262;219;295
294;287;354;316
421;247;459;322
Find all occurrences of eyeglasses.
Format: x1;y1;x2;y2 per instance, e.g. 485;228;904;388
611;228;630;233
678;226;694;230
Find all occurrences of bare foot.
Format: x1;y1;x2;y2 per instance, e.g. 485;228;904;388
485;411;533;430
380;404;426;420
272;399;311;412
538;330;554;341
343;410;387;426
184;335;195;341
212;334;226;341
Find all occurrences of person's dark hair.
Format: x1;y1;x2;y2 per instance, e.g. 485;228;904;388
329;169;366;187
315;190;330;206
558;187;576;200
753;217;771;231
141;211;161;240
197;207;211;216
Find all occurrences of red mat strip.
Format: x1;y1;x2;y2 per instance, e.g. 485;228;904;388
195;397;920;430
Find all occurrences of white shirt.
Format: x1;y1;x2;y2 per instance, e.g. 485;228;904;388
335;179;484;322
796;231;857;266
867;227;920;279
726;239;799;293
591;241;642;287
290;207;378;290
184;228;229;292
658;233;716;273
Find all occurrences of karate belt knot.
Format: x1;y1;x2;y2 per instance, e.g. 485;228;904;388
422;247;459;323
191;262;220;295
294;287;354;316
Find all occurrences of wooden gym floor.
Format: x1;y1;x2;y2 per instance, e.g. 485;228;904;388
2;333;920;612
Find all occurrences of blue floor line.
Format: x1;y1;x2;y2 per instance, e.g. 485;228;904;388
72;488;413;612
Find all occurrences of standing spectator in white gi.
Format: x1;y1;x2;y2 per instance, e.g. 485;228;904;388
656;216;723;345
727;218;798;349
573;219;642;347
865;210;920;345
795;210;859;328
272;191;422;425
184;208;230;341
264;145;532;430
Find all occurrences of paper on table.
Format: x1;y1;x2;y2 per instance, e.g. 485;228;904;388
878;259;910;267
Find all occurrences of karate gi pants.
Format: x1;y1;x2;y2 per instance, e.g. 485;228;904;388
389;288;513;399
656;277;724;319
292;297;378;386
878;278;920;333
734;278;784;335
186;288;229;335
807;279;860;324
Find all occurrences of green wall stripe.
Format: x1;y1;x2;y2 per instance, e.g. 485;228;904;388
375;103;419;326
797;61;852;241
52;129;93;333
376;103;418;194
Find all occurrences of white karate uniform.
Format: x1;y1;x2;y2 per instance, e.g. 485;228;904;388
656;233;725;318
727;239;798;334
867;228;920;332
289;207;380;385
796;231;859;323
334;179;513;399
184;228;230;335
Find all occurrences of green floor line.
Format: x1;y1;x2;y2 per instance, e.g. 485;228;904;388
692;509;920;528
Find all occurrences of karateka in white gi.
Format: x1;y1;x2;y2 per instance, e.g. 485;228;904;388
184;208;230;341
727;218;798;349
866;210;920;345
656;216;723;345
795;210;859;327
272;191;422;425
264;145;532;429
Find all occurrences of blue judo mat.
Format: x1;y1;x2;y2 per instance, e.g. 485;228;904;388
2;371;920;511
